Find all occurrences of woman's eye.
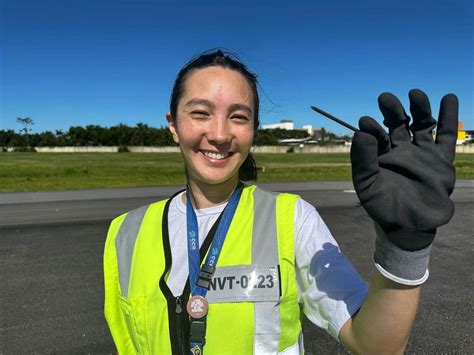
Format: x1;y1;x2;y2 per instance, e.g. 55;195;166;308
232;115;250;122
191;111;209;119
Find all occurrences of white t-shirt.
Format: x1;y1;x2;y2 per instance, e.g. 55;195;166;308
166;191;368;341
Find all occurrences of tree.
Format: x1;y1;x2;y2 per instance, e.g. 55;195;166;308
131;122;149;146
0;129;16;147
38;131;56;146
16;117;34;147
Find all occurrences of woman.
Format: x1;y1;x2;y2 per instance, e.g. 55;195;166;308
104;50;458;354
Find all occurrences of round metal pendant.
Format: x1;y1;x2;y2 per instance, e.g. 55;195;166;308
186;295;208;319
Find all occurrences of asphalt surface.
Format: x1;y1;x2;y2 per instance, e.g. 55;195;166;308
1;181;473;354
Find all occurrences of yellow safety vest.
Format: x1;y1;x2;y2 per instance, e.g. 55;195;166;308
104;185;302;354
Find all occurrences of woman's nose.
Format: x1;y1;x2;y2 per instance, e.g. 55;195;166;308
207;117;231;144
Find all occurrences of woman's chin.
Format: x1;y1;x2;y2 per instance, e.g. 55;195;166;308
192;171;240;187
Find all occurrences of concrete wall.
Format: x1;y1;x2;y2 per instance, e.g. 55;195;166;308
3;145;474;153
258;145;474;154
18;146;181;153
34;146;118;153
251;146;290;153
128;146;181;153
455;145;474;154
251;145;352;153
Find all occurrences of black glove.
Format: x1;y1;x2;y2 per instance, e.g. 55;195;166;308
351;89;458;284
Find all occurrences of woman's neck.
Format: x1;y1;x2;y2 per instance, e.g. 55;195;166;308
185;177;240;209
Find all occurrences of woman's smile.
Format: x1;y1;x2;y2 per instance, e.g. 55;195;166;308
200;150;233;161
167;66;255;189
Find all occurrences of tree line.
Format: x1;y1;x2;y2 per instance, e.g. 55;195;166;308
0;122;315;148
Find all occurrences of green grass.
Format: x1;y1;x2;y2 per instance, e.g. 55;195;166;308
0;153;472;192
0;153;186;192
255;153;352;182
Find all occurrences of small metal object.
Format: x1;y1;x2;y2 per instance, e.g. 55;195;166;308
311;105;359;132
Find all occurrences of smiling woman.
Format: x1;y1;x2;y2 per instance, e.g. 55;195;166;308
103;50;365;354
103;49;459;355
168;50;260;185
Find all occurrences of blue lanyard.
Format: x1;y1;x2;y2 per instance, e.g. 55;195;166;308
186;182;243;297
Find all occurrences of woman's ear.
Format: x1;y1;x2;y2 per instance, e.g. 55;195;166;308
166;112;179;144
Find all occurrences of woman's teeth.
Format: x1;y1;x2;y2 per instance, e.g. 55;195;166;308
203;151;230;160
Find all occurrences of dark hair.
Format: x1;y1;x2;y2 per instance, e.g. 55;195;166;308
169;49;259;181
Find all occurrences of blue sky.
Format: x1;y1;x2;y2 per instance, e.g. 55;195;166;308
1;0;473;135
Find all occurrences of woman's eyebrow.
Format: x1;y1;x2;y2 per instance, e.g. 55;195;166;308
184;98;216;110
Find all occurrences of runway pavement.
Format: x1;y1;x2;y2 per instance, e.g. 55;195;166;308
1;181;473;354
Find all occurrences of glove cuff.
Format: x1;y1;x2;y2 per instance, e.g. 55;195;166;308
374;223;432;286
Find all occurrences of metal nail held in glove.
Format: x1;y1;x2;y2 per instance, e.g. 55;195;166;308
310;105;359;132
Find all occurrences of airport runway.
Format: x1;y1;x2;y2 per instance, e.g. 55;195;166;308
1;181;473;354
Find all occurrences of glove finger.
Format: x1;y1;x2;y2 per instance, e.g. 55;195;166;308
351;125;380;192
359;116;391;155
409;89;437;147
435;94;459;163
378;92;411;146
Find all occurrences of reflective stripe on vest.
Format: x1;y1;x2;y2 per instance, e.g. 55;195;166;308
252;188;280;354
115;205;149;298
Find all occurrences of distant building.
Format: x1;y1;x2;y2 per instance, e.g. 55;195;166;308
456;120;471;145
465;129;474;144
278;137;312;146
262;120;328;144
262;120;294;130
302;125;314;135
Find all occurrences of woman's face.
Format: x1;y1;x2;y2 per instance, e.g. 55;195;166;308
167;66;255;188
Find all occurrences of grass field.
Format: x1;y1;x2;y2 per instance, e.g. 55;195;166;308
0;153;473;192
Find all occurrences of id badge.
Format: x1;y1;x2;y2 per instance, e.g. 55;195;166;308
205;265;280;303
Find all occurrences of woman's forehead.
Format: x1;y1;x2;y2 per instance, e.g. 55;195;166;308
180;67;254;108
